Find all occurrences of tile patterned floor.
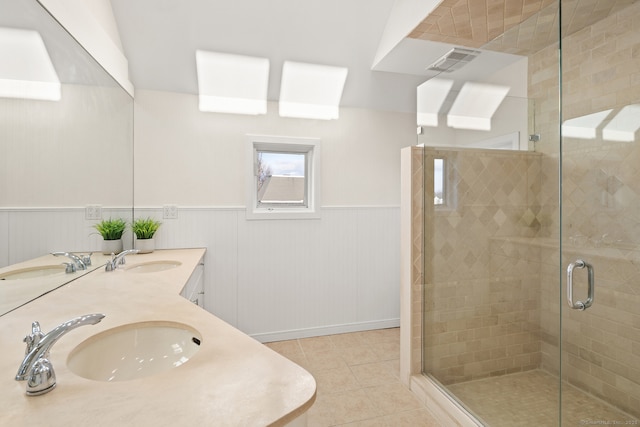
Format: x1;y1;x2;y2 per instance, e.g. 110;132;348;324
264;328;443;427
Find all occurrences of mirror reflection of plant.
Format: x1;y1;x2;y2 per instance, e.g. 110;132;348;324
131;217;162;240
93;218;127;240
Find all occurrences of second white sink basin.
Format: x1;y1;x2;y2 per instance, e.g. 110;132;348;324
124;260;182;273
67;321;201;382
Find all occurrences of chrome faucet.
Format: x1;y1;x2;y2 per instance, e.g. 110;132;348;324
52;252;87;271
105;249;139;271
15;313;105;396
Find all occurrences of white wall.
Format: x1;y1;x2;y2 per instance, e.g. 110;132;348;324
134;90;415;207
134;90;416;339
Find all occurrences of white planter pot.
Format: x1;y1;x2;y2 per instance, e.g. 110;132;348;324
102;239;123;255
135;238;155;254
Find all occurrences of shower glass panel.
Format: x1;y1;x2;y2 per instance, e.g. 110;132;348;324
420;96;559;425
419;0;640;425
559;1;640;424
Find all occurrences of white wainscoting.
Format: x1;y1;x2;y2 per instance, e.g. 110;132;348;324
0;211;8;267
0;207;133;266
2;206;400;341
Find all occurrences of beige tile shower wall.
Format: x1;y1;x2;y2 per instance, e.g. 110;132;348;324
537;242;640;419
529;1;640;418
422;148;543;384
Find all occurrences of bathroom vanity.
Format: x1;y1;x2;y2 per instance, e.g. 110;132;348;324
0;248;316;426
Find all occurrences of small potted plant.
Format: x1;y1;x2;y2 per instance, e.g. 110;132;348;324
93;218;127;254
131;217;162;254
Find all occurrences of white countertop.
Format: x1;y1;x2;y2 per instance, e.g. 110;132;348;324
0;248;316;426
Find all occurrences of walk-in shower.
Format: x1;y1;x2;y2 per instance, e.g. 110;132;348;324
403;1;640;425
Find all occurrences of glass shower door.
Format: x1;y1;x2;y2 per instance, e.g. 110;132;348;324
559;1;640;424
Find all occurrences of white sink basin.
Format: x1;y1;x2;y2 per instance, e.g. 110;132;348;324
0;265;66;280
67;321;201;382
124;260;182;273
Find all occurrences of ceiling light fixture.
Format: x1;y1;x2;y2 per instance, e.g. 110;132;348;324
279;61;348;120
426;47;481;73
0;27;61;101
195;50;269;115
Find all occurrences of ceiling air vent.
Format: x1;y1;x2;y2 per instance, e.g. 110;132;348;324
426;47;481;73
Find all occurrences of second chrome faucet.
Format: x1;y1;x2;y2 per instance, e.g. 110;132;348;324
105;249;139;271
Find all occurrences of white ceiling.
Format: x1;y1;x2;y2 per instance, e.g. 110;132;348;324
109;0;525;113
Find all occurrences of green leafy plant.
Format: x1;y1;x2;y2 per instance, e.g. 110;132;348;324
93;218;127;240
131;217;162;240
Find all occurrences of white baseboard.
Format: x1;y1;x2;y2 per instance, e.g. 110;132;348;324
251;318;400;343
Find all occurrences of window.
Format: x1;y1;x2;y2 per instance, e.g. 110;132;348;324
247;135;321;219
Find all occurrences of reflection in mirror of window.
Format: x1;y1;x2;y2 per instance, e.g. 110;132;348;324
447;82;510;131
0;27;61;101
562;104;640;142
434;158;444;206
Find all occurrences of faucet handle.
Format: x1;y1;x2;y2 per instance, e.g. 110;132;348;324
80;252;93;266
26;358;56;396
23;322;44;355
61;262;76;274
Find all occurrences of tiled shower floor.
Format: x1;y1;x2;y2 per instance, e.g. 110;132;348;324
448;370;638;426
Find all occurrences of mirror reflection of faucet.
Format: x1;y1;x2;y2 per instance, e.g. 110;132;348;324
51;252;92;272
15;313;105;396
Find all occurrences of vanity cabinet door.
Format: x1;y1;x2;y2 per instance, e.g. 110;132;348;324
181;262;204;307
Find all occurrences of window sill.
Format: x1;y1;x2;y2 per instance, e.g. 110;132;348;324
245;207;321;220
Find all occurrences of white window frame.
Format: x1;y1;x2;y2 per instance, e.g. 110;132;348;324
246;134;321;220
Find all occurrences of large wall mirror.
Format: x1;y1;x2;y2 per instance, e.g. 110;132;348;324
0;0;134;315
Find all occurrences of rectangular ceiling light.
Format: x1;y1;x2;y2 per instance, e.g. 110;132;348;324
417;78;454;127
279;61;348;120
447;82;510;131
0;27;61;101
196;50;269;115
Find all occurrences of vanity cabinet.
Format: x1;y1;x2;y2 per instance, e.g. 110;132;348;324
181;259;204;307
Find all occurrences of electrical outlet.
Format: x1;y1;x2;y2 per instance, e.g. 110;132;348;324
163;205;178;219
85;205;102;220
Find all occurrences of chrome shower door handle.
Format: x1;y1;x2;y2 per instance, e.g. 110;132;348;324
566;259;594;311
